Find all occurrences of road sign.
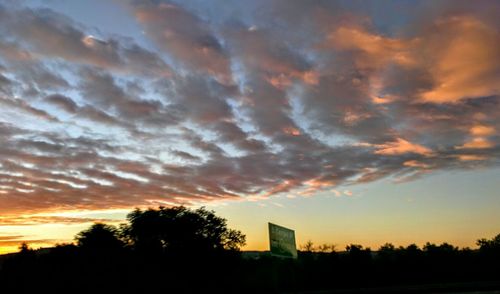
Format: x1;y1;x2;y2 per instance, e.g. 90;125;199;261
268;222;297;259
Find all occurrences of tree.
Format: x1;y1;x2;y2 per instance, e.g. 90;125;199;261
476;233;500;264
299;241;336;253
345;244;372;262
477;233;500;251
300;240;315;252
317;243;336;253
17;242;35;260
346;244;369;253
75;223;124;253
379;243;395;252
123;206;246;255
18;242;32;254
378;243;396;261
423;242;458;259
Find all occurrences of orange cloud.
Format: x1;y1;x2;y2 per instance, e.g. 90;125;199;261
457;137;494;149
298;178;336;197
343;110;371;126
0;215;120;226
371;94;398;104
260;180;299;198
327;26;413;70
326;16;500;104
456;123;496;150
282;126;301;136
470;125;495;136
302;70;320;85
266;70;319;90
375;138;432;156
403;160;430;169
456;154;487;161
420;17;500;103
267;74;292;89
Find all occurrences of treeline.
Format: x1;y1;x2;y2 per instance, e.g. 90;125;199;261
0;206;499;293
0;206;246;293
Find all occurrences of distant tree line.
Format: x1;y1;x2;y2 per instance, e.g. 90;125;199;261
0;206;499;293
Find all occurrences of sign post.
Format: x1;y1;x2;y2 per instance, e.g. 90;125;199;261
268;222;298;259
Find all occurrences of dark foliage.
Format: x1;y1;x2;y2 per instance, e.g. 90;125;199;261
0;207;499;293
122;206;246;255
76;223;124;254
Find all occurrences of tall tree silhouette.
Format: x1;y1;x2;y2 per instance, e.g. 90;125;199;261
75;223;124;254
122;206;245;255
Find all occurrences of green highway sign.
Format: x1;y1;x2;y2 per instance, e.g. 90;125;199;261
268;223;298;259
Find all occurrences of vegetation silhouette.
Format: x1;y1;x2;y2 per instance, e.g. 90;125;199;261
122;206;245;255
1;206;500;293
76;223;124;254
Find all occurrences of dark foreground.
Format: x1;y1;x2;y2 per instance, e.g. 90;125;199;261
1;207;498;293
1;246;499;293
295;282;500;293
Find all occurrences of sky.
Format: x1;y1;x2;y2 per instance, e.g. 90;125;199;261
0;0;499;254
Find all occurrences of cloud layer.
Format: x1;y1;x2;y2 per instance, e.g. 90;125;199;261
0;1;499;220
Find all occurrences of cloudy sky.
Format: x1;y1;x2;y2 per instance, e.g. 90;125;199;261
0;0;499;253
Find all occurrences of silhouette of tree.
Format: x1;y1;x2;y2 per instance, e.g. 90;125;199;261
477;233;500;251
477;233;500;269
123;206;246;255
223;228;247;251
300;240;315;252
75;223;124;253
378;243;396;263
346;244;371;254
399;244;421;264
300;241;336;253
18;242;32;254
345;244;372;264
423;242;458;261
378;243;395;252
317;243;336;253
16;242;36;262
